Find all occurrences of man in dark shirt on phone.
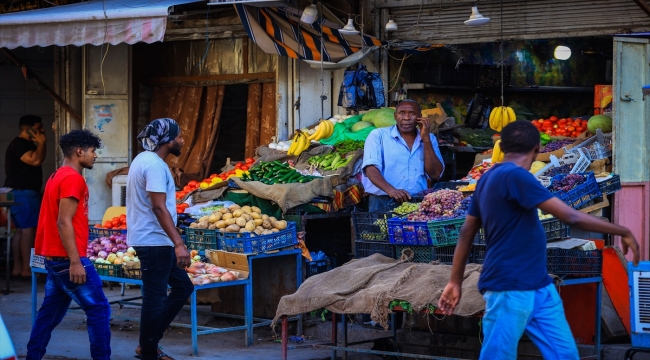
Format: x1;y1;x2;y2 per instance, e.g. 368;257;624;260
5;115;47;278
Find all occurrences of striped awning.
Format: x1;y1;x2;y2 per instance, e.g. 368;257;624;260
0;0;201;49
235;5;383;62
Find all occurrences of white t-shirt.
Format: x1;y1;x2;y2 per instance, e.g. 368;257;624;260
126;151;177;247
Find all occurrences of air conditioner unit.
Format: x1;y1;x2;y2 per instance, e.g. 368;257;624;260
207;0;289;6
630;261;650;348
112;175;128;207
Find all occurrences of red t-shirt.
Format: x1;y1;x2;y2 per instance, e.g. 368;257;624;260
35;166;89;257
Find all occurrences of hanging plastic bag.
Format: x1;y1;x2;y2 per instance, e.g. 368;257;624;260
184;200;235;218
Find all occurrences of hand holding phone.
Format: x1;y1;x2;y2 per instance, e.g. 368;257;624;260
416;116;430;135
26;128;36;139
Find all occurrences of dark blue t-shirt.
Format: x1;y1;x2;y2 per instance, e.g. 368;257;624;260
468;162;554;293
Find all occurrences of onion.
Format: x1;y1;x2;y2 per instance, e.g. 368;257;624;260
89;256;97;261
93;244;103;253
111;247;118;253
97;251;108;259
100;239;110;246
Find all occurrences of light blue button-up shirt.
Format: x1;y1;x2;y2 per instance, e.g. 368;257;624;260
361;125;445;196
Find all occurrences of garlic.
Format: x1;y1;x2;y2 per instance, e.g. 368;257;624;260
269;142;278;149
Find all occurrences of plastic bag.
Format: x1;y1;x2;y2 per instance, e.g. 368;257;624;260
184;200;235;218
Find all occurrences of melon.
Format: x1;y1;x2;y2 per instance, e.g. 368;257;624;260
351;121;374;132
587;115;612;133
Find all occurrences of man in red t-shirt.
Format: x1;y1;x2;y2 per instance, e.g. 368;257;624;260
26;130;111;360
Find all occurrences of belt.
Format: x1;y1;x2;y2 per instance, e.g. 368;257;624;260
45;256;70;261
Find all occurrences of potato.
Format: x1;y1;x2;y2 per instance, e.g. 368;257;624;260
271;228;279;233
225;224;240;233
254;229;262;235
216;220;227;229
219;228;226;233
241;213;252;221
239;228;249;233
241;206;252;214
255;226;264;232
208;223;216;230
199;216;209;223
235;217;247;227
225;218;236;226
273;220;287;230
220;208;231;214
222;213;233;220
232;209;243;218
262;220;272;229
261;214;269;221
251;206;261;214
245;221;256;232
229;204;241;211
208;214;220;223
197;221;209;229
261;229;273;235
253;219;263;226
189;222;198;228
269;217;278;223
250;212;261;220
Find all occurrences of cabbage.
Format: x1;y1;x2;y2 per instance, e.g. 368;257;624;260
587;115;612;133
351;121;374;132
362;108;396;128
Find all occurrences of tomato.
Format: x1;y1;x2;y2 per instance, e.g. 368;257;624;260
177;207;185;214
235;162;243;168
246;158;255;164
210;174;218;179
545;130;554;136
571;131;579;137
542;120;552;128
241;165;249;171
227;170;236;176
95;224;102;228
183;185;191;192
566;126;575;132
180;203;190;209
550;116;558;122
581;120;588;127
220;174;227;180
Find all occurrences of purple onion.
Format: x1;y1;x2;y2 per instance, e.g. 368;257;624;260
111;247;118;253
97;251;108;259
89;256;97;261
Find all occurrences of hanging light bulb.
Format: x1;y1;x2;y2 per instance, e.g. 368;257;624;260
342;18;356;32
464;5;490;26
300;4;318;25
554;46;572;60
385;16;398;32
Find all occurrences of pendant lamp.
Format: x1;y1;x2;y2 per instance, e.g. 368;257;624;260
464;5;490;26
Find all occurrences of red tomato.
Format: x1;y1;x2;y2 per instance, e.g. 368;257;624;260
550;116;558;122
542;120;552;129
183;185;191;192
104;222;113;229
111;219;120;228
177;207;185;214
571;131;579;137
545;130;554;136
188;180;199;187
235;162;243;168
210;174;218;179
567;126;575;132
576;126;585;133
241;165;249;171
245;158;255;164
227;170;236;176
558;119;568;125
95;224;102;228
220;174;227;180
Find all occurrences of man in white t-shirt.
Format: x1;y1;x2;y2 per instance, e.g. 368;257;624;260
127;118;192;360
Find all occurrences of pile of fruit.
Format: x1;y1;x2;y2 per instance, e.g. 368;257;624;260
532;116;588;138
190;203;288;236
540;139;574;153
406;190;470;221
87;234;138;264
489;106;517;132
175;158;256;200
550;174;586;193
243;161;319;184
540;164;573;177
95;214;127;230
391;202;419;216
465;162;494;180
185;259;241;285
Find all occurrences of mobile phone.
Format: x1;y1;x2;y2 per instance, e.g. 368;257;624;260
26;128;36;139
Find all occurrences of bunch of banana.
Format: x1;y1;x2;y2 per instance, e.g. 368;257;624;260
491;139;504;163
287;130;310;156
489;106;517;132
307;120;334;142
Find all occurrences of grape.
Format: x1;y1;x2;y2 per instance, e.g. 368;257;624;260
550;174;586;193
392;202;420;216
541;140;574;153
542;164;573;177
406;190;469;221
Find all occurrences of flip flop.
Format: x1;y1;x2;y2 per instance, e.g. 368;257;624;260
134;348;175;360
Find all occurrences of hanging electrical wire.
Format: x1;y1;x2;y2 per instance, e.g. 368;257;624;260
499;0;504;106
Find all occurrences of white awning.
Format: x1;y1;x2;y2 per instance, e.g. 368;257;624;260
0;0;202;49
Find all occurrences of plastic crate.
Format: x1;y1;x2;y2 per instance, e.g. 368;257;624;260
598;175;621;195
433;245;469;264
355;240;394;259
474;217;568;243
94;263;123;278
89;228;127;240
472;244;486;264
546;248;602;277
218;222;298;254
548;172;602;209
123;266;142;280
389;218;432;246
427;217;466;247
477;65;511;88
352;211;391;242
567;129;611;161
306;257;336;278
394;245;435;263
185;228;219;252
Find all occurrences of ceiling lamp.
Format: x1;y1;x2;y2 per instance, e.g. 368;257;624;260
385;17;398;32
464;5;490;26
342;18;356;32
554;45;572;60
300;4;318;25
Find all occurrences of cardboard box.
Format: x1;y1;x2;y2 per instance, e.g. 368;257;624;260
579;195;610;217
594;85;613;115
205;250;250;279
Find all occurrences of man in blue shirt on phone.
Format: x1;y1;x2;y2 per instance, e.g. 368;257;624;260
438;120;640;360
362;100;445;212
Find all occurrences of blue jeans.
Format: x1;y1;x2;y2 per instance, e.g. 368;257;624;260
479;283;579;360
10;189;41;228
135;246;194;360
27;258;111;360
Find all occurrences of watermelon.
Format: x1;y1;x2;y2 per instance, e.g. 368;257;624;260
587;115;612;133
351;121;374;132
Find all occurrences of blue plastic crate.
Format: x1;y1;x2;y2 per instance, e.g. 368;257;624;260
218;222;298;254
548;172;602;209
306;257;336;278
388;218;432;246
89;227;127;241
598;174;621;195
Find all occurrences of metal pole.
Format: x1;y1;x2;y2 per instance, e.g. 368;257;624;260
4;207;10;294
281;316;289;360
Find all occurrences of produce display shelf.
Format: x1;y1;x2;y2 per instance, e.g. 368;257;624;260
218;222;298;254
546;248;602;277
598;175;621;195
89;228;127;240
354;240;394;259
548;172;602;209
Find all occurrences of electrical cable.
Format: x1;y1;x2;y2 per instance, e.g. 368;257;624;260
319;1;325;120
100;0;109;96
196;6;211;68
500;0;504;106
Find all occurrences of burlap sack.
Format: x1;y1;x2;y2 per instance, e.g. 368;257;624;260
272;252;485;329
230;176;333;214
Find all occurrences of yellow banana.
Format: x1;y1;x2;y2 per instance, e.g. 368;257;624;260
506;106;516;124
491;139;503;163
501;107;508;131
489;108;498;130
294;131;308;156
287;131;299;155
321;120;332;139
308;123;323;141
493;107;502;132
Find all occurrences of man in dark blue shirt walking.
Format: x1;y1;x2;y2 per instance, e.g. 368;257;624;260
438;121;639;360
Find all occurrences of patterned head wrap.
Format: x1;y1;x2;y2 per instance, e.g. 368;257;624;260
137;118;180;151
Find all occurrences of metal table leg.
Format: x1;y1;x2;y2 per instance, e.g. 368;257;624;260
281;316;289;360
295;252;303;336
4;207;11;295
331;313;337;360
191;290;198;356
245;278;253;346
342;313;348;360
595;280;602;360
31;269;37;324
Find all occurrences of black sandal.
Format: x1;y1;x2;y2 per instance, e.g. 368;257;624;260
134;350;175;360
